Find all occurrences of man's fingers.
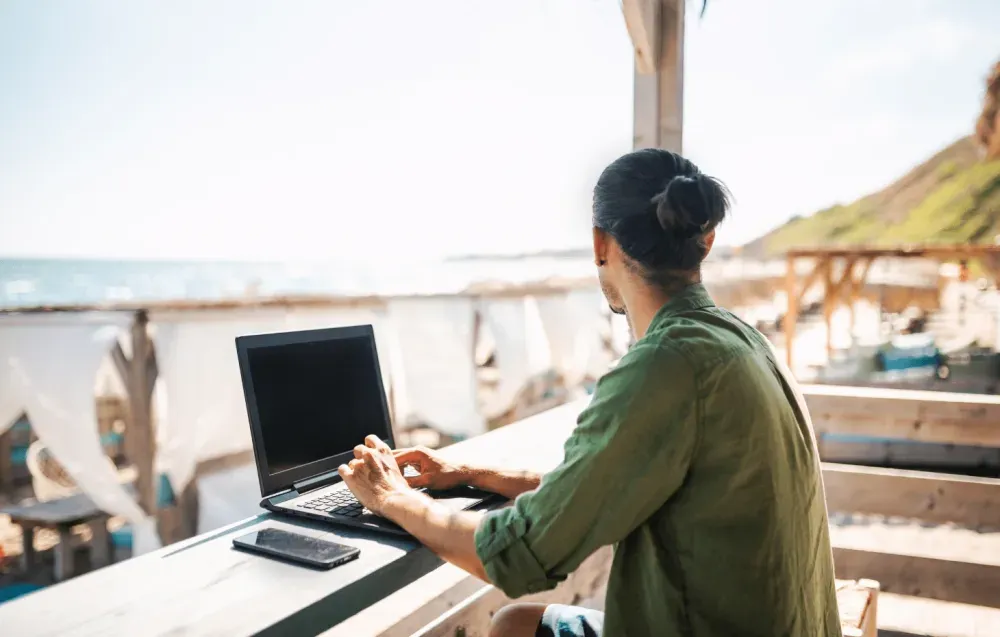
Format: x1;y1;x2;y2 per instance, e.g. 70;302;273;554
354;445;366;459
338;464;352;479
360;447;380;470
392;448;426;466
365;435;390;453
405;474;430;488
348;458;365;472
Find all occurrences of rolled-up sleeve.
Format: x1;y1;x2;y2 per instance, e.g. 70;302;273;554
473;342;699;598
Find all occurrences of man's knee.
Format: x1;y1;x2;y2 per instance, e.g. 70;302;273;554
489;602;547;637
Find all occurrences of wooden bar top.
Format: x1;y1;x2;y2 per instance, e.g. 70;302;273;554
0;401;585;637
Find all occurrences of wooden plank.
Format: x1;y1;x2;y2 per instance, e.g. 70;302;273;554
836;579;879;637
802;384;1000;448
621;0;659;74
408;548;610;637
833;546;1000;609
0;489;120;526
822;463;1000;529
633;0;684;152
0;278;600;316
878;592;1000;637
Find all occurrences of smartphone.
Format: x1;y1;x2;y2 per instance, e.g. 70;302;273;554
232;528;360;570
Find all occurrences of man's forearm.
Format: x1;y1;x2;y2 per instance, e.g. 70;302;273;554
458;466;542;499
381;490;489;581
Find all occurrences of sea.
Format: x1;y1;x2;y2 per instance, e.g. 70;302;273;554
0;255;597;309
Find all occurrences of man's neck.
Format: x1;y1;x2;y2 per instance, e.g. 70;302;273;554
622;286;672;341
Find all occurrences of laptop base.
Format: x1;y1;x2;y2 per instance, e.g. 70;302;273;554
262;484;502;537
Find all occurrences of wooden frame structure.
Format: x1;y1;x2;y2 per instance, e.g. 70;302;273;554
784;244;1000;368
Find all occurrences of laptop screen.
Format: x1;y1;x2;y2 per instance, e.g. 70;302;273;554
244;332;390;477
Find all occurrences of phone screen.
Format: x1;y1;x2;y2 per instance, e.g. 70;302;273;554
233;528;359;567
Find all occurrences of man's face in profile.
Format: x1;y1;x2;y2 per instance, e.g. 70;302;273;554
598;264;626;316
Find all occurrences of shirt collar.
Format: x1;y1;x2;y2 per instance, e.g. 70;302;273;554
650;283;716;325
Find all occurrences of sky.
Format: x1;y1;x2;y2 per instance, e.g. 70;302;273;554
0;0;998;261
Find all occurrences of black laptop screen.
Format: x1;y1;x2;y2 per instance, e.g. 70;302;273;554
245;334;390;476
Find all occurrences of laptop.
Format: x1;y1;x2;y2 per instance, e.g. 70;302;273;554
235;324;496;537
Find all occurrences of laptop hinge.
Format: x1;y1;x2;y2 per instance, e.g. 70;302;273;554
293;469;341;493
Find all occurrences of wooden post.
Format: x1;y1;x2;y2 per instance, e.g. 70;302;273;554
629;0;685;152
846;258;873;336
784;254;798;369
822;257;835;358
112;311;158;518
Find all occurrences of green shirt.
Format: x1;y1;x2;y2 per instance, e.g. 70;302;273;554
474;284;841;637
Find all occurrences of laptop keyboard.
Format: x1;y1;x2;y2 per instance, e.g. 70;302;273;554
300;488;371;517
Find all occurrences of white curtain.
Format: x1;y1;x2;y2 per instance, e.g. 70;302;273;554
195;464;262;535
479;297;551;418
0;314;160;554
536;289;615;384
387;297;483;438
152;307;386;495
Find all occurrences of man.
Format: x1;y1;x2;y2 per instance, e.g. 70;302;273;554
341;149;841;636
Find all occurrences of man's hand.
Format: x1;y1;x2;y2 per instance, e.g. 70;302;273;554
392;446;469;490
338;435;412;515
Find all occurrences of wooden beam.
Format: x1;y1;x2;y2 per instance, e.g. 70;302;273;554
785;254;799;368
822;257;834;357
803;384;1000;448
788;244;1000;260
980;253;1000;283
822;463;1000;529
0;277;600;316
877;591;1000;637
847;257;874;333
633;0;684;152
621;0;659;74
833;546;1000;609
122;311;157;517
793;258;825;308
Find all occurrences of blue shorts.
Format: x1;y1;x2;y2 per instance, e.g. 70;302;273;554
536;604;604;637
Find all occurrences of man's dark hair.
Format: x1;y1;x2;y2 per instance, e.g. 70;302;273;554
592;148;731;293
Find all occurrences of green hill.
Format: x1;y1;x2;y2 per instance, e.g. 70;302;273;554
744;136;1000;257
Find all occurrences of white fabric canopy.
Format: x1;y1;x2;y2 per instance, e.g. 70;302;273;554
387;297;482;438
0;314;160;554
536;290;614;384
195;464;262;535
152;307;387;495
479;297;550;418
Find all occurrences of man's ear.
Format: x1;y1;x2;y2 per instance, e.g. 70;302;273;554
703;228;717;255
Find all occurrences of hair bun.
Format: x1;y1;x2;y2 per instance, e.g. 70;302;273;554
652;173;728;237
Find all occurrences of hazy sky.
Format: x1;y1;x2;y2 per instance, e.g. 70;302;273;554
1;0;998;260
